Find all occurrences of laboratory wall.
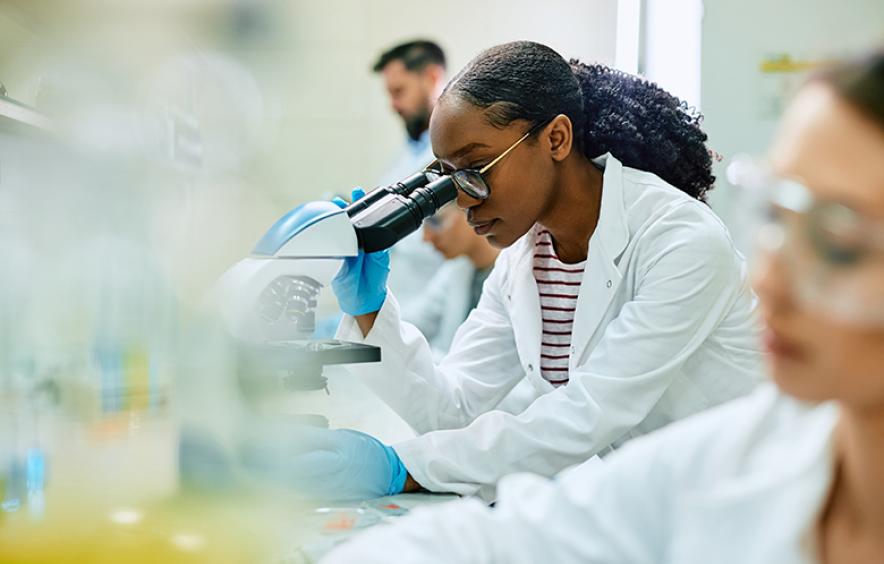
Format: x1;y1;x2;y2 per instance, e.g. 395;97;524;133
700;0;884;253
266;0;618;204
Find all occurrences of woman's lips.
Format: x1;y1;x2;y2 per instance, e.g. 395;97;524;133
470;219;497;236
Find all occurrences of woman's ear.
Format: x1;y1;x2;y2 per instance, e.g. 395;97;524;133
545;114;573;162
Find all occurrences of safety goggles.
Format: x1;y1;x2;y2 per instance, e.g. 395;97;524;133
730;156;884;326
424;121;547;201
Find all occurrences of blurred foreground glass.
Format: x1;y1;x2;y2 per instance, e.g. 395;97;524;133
0;2;349;559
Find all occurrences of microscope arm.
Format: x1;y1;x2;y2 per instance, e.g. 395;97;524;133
208;170;456;343
207;200;358;343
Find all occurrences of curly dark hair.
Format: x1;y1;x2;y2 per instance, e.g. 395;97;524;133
441;41;715;202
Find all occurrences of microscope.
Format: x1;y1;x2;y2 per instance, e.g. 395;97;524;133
207;169;457;412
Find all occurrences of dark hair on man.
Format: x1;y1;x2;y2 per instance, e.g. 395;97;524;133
815;48;884;130
373;40;446;73
442;41;715;202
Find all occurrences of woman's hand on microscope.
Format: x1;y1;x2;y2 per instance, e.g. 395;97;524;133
331;188;389;335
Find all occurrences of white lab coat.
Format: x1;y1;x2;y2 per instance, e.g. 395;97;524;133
321;384;838;564
336;154;763;499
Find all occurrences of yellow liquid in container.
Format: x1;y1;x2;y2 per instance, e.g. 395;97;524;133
0;493;310;564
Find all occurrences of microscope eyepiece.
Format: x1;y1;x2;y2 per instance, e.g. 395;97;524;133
343;171;431;219
348;172;457;253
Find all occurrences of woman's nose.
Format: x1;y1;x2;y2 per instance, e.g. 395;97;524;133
752;225;794;315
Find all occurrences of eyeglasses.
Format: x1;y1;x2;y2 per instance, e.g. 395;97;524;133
729;155;884;326
424;121;547;200
764;178;884;326
766;178;884;265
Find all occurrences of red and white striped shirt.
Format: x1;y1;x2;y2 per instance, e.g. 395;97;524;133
533;227;586;387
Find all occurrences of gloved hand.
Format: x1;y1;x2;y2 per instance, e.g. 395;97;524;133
331;188;391;316
239;426;408;502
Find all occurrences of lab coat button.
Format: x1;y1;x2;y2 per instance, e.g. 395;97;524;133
527;364;533;372
606;280;612;288
570;346;575;353
507;294;512;301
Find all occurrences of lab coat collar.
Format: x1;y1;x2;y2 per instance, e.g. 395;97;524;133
508;153;630;268
589;152;630;263
505;153;631;387
671;399;839;564
568;153;630;364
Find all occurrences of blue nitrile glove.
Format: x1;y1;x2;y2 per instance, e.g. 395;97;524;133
239;426;408;502
331;188;391;316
